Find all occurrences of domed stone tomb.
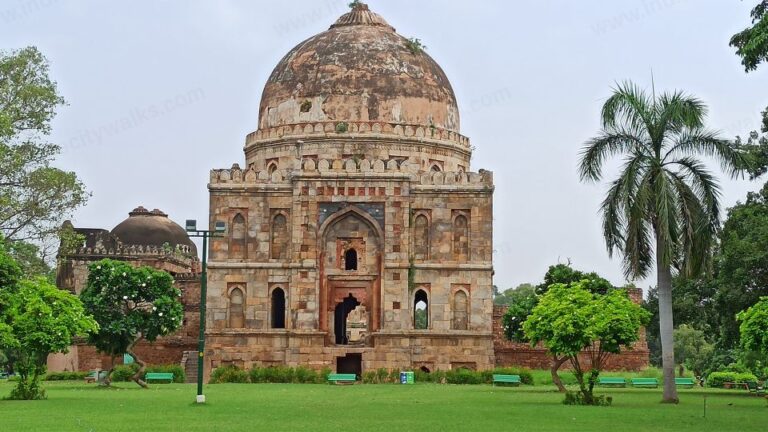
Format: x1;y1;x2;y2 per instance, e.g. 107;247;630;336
207;2;495;376
111;206;197;255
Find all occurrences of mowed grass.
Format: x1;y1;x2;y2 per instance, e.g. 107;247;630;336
0;381;765;432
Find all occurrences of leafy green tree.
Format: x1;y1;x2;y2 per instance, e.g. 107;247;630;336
673;324;714;379
1;278;97;399
0;47;88;245
500;283;537;341
730;1;768;72
523;282;650;405
735;110;768;180
714;182;768;349
80;259;183;388
579;81;744;402
737;296;768;358
644;277;717;365
495;283;535;307
537;263;614;295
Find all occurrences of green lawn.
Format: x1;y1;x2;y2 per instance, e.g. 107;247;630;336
0;381;764;432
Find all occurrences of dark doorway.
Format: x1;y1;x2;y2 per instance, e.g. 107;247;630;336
344;248;358;271
334;294;360;344
336;354;362;378
271;288;286;329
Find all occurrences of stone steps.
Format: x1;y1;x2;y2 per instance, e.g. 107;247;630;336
182;351;198;383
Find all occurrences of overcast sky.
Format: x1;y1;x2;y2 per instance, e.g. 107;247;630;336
2;0;767;293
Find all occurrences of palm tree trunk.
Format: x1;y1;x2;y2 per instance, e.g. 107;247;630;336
656;238;679;403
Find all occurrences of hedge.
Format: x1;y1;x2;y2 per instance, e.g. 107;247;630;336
706;371;758;388
110;364;186;383
210;365;533;385
211;365;332;384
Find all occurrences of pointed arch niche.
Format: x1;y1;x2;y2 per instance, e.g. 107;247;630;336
318;206;383;340
270;210;290;260
228;212;248;260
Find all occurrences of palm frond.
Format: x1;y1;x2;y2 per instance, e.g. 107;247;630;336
667;170;718;276
579;128;648;182
620;168;654;279
655;91;707;134
668;156;722;221
663;130;746;178
601;81;654;132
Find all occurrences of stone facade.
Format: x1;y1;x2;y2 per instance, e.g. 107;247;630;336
204;4;494;377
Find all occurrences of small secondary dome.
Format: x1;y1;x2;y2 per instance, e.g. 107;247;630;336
258;2;459;133
111;206;197;255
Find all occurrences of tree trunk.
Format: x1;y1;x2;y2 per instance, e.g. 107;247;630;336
127;337;148;389
656;237;679;403
678;364;684;377
550;356;568;393
102;355;116;387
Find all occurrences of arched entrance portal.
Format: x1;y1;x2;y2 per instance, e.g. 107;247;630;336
334;294;360;345
320;207;383;347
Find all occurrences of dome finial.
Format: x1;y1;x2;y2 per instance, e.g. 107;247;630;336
331;2;394;31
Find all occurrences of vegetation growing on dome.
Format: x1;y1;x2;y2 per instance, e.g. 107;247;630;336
405;38;427;54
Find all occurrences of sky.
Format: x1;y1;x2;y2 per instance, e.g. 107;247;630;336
2;0;767;293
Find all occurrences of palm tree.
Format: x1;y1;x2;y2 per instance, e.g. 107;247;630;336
579;81;744;402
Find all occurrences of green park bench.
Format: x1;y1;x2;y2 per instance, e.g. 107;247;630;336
327;373;357;384
597;377;627;387
492;374;521;386
145;372;174;383
675;377;695;388
630;378;659;388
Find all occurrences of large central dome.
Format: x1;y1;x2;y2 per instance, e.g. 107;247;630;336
258;2;460;134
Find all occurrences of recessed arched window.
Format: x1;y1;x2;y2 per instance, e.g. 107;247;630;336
344;248;358;271
267;162;278;175
413;214;429;261
229;288;244;328
271;288;286;329
453;214;469;261
414;289;429;330
271;213;288;260
430;164;442;172
230;213;246;259
452;290;468;330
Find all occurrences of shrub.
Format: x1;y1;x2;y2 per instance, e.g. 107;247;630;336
294;366;318;384
707;371;758;387
111;364;139;382
319;367;332;383
445;368;482;385
637;367;664;380
563;391;612;406
248;366;324;384
44;371;89;381
145;364;185;383
210;365;249;384
108;364;185;383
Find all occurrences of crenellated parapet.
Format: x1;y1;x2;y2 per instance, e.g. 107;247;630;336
245;121;471;150
71;243;197;267
210;160;493;188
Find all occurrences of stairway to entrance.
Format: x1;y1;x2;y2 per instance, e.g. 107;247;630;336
181;351;198;384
